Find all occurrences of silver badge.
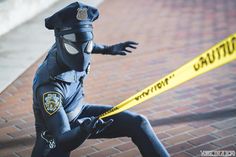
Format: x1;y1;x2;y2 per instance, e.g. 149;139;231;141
43;92;61;115
76;8;88;20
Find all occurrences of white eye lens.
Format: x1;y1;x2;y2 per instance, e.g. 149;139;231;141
64;43;79;55
63;34;76;42
86;41;94;53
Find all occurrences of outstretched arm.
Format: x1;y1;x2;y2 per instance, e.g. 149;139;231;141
92;41;138;55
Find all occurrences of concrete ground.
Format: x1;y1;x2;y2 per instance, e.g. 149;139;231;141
0;0;236;157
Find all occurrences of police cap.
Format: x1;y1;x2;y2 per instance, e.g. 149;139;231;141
45;2;99;36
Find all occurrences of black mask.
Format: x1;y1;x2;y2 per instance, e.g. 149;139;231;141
56;32;93;71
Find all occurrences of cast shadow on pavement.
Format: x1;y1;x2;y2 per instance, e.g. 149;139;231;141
150;108;236;126
0;136;35;150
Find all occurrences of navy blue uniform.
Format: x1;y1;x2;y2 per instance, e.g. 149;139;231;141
31;2;169;157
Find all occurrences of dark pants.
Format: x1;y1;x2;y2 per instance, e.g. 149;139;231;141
34;104;169;157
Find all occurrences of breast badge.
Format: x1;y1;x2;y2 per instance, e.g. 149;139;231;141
76;8;88;20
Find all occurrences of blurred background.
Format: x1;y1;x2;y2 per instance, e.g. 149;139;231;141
0;0;103;93
0;0;236;157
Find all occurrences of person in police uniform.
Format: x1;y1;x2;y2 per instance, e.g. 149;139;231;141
31;2;169;157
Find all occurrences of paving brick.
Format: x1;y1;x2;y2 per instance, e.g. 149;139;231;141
0;119;25;129
166;125;194;136
212;118;236;130
0;134;13;146
2;154;18;157
88;148;120;157
171;106;195;113
213;100;235;108
189;126;217;137
0;126;18;135
167;142;193;154
213;127;236;137
7;127;35;138
188;135;217;146
156;132;170;140
189;120;216;128
15;121;34;130
191;106;216;113
75;139;101;149
20;115;35;124
16;147;33;157
164;133;194;146
115;142;136;152
213;93;236;102
93;139;122;150
211;136;236;147
111;148;141;157
0;142;27;157
172;152;193;157
117;137;130;143
186;143;219;156
71;146;97;157
220;145;236;151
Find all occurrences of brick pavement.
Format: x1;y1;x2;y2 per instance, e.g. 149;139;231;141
0;0;236;156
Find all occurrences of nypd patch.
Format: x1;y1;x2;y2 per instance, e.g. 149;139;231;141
43;92;62;115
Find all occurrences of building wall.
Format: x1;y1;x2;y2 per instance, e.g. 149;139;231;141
0;0;60;36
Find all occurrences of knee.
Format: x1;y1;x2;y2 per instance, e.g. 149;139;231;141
133;114;150;130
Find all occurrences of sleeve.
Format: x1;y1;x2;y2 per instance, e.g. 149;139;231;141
36;85;89;152
91;43;109;54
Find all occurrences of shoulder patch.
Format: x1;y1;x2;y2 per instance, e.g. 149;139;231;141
43;92;62;115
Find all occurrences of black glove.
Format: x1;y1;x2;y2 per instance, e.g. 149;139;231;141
78;117;98;134
78;117;113;136
92;118;114;135
106;41;138;55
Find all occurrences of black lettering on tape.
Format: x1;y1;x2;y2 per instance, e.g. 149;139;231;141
134;74;175;101
141;89;150;98
219;43;227;57
165;78;169;85
227;41;234;55
207;50;215;64
193;35;236;72
100;107;119;117
199;56;208;68
217;47;221;60
157;82;162;89
231;37;236;52
193;63;200;71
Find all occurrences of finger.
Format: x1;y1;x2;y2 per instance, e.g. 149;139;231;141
124;49;132;53
126;41;139;45
120;51;127;55
96;119;114;134
127;45;137;49
105;119;114;126
90;117;99;127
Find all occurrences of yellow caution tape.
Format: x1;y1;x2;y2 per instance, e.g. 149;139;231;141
99;33;236;119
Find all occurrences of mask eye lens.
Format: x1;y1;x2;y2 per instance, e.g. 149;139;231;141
63;34;76;42
64;43;79;55
86;41;93;53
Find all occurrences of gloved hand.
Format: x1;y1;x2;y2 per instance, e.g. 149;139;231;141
92;118;114;135
106;41;138;55
78;117;113;136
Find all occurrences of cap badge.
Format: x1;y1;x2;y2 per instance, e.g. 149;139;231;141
76;8;88;20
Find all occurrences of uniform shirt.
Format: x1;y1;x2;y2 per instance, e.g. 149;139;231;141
32;44;87;133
